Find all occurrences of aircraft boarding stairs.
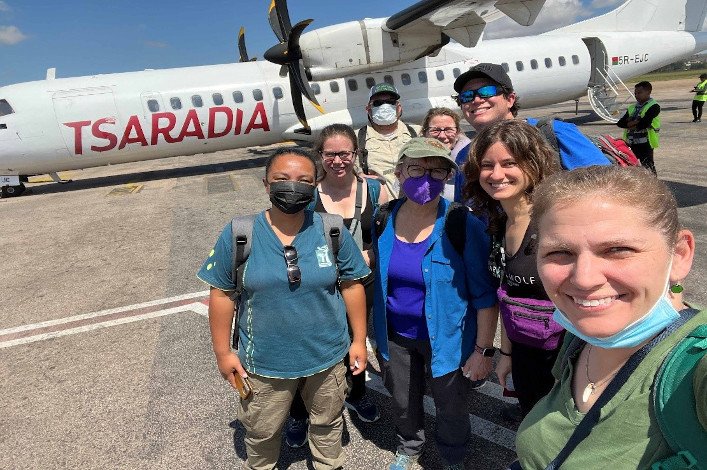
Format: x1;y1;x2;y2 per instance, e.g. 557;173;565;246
587;64;635;123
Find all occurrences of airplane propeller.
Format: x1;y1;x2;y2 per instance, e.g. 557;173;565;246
264;0;323;134
238;27;256;62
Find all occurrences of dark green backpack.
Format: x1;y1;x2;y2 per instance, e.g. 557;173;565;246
652;322;707;470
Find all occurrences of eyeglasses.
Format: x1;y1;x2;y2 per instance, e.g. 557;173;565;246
405;164;451;181
321;150;356;162
426;126;458;136
283;245;301;284
370;98;398;107
456;85;502;104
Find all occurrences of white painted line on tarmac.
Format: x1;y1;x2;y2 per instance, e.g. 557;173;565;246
365;372;517;451
0;290;210;335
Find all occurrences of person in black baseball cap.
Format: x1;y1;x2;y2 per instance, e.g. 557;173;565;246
453;62;518;132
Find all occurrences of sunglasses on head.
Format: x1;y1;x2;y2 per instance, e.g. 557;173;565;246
283;245;301;284
371;98;398;107
456;84;502;104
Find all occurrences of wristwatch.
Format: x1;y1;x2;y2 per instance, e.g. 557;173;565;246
475;344;496;357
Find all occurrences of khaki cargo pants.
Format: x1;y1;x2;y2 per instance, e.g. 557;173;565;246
238;362;347;470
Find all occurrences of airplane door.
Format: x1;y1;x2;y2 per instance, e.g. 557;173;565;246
582;37;609;87
53;87;120;158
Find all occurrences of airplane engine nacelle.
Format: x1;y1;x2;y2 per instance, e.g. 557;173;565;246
299;18;444;81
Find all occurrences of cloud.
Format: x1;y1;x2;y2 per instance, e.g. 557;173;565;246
590;0;623;8
0;25;26;45
0;1;10;13
144;40;168;48
484;0;591;39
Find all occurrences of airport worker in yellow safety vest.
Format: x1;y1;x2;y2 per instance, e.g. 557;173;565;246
691;72;707;123
616;80;661;175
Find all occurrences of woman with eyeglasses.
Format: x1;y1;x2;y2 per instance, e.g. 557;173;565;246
421;107;471;202
372;137;498;470
197;147;370;470
463;120;563;422
283;124;388;447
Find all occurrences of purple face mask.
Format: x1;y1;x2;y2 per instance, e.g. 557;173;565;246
402;174;446;205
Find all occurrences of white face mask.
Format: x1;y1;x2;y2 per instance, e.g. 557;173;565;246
370;104;398;125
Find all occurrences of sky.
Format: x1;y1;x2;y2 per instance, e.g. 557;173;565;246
0;0;629;86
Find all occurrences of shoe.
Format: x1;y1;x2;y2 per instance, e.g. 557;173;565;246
500;403;523;423
284;417;308;448
693;118;698;122
345;394;380;422
388;452;419;470
469;379;486;390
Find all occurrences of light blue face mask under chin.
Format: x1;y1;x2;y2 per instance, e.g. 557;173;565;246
552;281;681;349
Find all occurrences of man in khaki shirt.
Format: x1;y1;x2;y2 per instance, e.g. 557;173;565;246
357;83;420;199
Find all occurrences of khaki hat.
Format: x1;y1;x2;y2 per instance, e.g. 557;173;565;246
397;137;458;170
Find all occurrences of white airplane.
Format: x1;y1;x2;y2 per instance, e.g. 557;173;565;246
0;0;705;197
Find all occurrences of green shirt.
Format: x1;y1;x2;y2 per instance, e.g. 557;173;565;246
515;310;707;469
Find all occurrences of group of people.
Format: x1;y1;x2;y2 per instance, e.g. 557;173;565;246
197;63;705;470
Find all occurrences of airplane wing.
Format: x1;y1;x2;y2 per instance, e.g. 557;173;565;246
385;0;546;47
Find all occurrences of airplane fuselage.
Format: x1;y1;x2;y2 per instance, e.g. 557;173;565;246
1;30;705;176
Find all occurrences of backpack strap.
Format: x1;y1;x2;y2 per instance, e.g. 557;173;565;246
404;122;418;137
367;178;382;213
545;312;696;470
230;214;257;301
652;309;706;470
319;212;345;278
374;198;403;238
534;118;561;156
357;127;369;174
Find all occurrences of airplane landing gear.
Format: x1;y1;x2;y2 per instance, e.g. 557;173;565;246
1;183;26;198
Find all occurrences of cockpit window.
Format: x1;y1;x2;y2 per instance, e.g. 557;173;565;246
0;99;14;116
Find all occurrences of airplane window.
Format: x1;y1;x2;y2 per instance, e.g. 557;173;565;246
384;75;394;85
192;95;204;107
273;87;284;99
559;56;566;66
348;79;358;92
170;97;182;110
418;71;427;83
545;58;552;68
147;99;160;112
0;99;14;116
401;73;411;86
530;59;538;70
516;61;524;72
253;89;263;101
233;91;244;103
436;70;445;81
330;81;340;93
452;68;461;78
311;83;321;95
572;55;580;65
365;77;375;89
213;93;224;105
502;63;510;73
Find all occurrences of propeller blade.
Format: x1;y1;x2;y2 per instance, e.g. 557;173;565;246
291;60;322;111
288;71;309;133
238;27;249;63
268;0;292;44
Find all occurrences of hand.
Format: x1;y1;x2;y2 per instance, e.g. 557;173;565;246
495;354;512;389
362;249;375;268
348;341;368;376
461;351;493;381
215;351;248;391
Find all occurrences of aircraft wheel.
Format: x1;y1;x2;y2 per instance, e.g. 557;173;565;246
1;183;26;198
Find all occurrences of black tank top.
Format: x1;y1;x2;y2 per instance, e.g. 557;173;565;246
314;188;374;249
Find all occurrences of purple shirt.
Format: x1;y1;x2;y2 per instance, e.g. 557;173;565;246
386;234;430;340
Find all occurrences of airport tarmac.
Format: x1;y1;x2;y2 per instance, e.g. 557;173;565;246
1;78;705;469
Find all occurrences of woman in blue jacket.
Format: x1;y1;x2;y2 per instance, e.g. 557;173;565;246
372;137;498;470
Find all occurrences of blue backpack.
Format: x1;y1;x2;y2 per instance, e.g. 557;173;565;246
526;117;612;169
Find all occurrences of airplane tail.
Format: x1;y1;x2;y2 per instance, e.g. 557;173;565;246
553;0;707;33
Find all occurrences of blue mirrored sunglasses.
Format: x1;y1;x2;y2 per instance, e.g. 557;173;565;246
457;85;501;104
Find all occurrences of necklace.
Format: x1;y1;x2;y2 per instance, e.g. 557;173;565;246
582;345;620;403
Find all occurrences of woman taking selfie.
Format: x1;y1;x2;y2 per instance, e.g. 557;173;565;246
513;165;705;469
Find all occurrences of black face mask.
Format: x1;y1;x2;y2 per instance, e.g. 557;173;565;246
268;181;315;214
